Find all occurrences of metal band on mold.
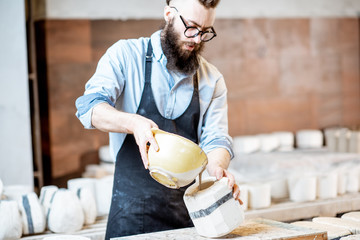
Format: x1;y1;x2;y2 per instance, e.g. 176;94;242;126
77;188;81;198
46;190;58;222
23;195;34;234
189;192;233;220
39;188;46;205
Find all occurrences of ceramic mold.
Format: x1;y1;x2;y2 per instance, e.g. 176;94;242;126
184;177;244;238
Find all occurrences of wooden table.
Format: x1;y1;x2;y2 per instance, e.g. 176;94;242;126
111;218;327;240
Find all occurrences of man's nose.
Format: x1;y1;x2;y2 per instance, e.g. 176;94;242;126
193;34;202;44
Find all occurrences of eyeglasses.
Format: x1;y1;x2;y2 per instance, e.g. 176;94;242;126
170;7;217;42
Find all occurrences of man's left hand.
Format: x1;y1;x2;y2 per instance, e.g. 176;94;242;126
209;166;243;204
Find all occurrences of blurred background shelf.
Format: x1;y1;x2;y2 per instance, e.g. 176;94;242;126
245;192;360;222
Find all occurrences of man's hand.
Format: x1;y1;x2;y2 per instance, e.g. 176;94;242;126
129;115;159;169
206;148;243;204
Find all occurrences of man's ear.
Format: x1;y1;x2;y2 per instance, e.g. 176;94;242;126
164;6;175;22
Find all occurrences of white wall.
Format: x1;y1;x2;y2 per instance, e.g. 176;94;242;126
0;0;34;188
40;0;360;20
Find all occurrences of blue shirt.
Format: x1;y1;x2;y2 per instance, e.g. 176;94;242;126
75;30;233;162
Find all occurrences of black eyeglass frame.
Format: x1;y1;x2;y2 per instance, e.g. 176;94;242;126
170;6;217;42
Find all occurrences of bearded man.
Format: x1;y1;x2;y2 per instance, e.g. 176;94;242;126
75;0;240;238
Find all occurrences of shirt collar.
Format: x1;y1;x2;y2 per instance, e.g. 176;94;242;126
150;30;164;62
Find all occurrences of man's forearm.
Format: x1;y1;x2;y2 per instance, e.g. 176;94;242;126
92;102;159;168
206;148;231;177
91;102;135;133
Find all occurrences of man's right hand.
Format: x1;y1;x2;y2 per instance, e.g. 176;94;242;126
129;114;159;169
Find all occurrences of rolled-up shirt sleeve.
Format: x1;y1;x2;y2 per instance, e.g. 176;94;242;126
75;42;126;129
75;93;115;128
199;76;234;159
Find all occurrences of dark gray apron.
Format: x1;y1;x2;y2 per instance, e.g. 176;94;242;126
105;40;200;239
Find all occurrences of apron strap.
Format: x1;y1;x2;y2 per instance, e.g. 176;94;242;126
193;71;198;92
145;40;153;84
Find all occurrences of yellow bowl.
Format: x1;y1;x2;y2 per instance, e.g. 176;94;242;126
148;128;208;189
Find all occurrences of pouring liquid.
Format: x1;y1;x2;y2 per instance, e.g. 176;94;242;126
198;168;206;191
185;169;215;196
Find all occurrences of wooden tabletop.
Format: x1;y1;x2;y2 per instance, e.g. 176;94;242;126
111;218;327;240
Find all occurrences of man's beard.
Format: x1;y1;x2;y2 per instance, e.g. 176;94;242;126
161;21;204;75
